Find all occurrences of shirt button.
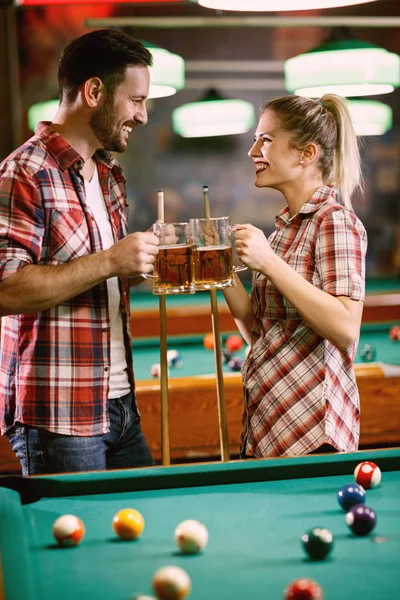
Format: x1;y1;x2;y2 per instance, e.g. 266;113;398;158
102;328;107;333
104;367;109;372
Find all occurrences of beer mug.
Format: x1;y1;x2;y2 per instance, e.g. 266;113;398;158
144;222;195;295
189;216;247;291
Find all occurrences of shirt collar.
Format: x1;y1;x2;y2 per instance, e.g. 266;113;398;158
275;184;337;226
35;121;119;172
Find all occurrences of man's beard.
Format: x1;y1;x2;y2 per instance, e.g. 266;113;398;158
90;95;127;153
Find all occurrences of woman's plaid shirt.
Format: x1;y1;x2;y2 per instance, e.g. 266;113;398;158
0;123;134;435
241;185;368;457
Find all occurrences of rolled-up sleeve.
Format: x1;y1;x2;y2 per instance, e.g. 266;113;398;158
315;209;367;301
0;162;44;281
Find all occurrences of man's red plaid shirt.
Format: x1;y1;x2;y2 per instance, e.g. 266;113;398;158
0;123;134;435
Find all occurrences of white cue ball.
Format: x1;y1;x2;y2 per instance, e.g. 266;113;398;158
174;519;208;554
152;566;191;600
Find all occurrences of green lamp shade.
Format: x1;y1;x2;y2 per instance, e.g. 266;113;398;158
347;99;392;136
285;39;400;97
172;98;255;138
28;99;59;131
196;0;377;10
146;45;185;99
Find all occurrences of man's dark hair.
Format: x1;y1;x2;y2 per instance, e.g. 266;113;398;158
58;29;153;102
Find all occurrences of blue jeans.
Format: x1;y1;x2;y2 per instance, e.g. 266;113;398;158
6;392;154;475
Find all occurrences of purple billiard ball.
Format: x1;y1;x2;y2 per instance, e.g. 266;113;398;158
337;483;366;511
228;356;244;372
345;504;377;536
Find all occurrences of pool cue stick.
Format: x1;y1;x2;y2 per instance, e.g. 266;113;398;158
203;185;230;462
158;189;171;466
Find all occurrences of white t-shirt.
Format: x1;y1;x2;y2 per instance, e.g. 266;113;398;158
84;165;130;399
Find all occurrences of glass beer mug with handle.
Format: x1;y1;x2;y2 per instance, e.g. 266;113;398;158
142;222;195;295
189;216;247;291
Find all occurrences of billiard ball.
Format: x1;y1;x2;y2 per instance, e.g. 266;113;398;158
222;348;233;364
228;356;244;371
150;364;170;378
203;332;214;350
354;461;382;489
112;508;145;540
152;566;191;600
389;325;400;341
52;514;85;547
360;344;376;362
345;504;377;536
167;349;182;367
225;334;244;352
301;527;333;560
174;519;209;554
151;363;161;378
284;578;323;600
337;482;366;511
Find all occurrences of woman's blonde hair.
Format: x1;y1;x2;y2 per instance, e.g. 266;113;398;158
263;94;362;211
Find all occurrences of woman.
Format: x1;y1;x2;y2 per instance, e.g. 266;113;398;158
224;94;367;458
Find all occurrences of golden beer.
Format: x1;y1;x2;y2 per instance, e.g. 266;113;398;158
154;245;194;294
193;244;233;290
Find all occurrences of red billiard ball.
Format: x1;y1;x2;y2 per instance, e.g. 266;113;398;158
203;332;214;350
225;334;244;352
354;461;382;489
284;578;323;599
52;514;85;547
389;325;400;341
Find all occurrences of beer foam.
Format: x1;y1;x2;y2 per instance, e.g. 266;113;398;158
197;244;230;251
158;244;192;250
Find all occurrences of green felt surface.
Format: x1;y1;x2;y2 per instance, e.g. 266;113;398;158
1;449;400;600
131;323;400;380
130;277;400;310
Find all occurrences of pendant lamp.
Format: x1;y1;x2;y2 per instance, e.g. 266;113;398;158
172;89;255;138
347;99;392;136
285;35;400;98
195;0;378;11
28;99;59;131
145;43;185;99
27;44;185;131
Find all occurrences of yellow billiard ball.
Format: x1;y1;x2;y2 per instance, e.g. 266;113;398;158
112;508;145;540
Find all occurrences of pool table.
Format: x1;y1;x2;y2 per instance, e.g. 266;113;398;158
1;448;400;600
134;323;400;461
130;278;400;338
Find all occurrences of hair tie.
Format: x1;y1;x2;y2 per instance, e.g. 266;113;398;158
316;99;324;108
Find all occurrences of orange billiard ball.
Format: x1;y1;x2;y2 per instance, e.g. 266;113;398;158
112;508;145;540
52;514;85;547
203;332;214;350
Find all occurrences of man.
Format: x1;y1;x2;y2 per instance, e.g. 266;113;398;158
0;29;160;475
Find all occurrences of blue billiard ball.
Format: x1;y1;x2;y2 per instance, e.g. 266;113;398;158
345;504;377;536
337;483;366;511
167;349;182;368
222;348;233;364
